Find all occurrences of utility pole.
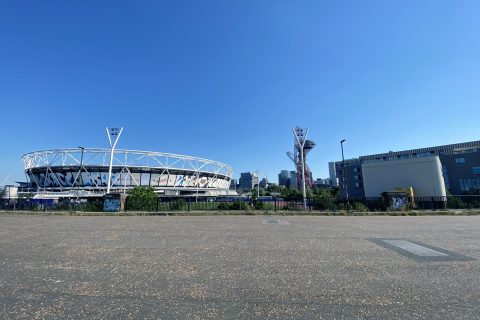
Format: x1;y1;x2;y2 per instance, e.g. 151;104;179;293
106;127;123;194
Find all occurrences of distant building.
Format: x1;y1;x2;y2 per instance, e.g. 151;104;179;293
229;179;238;190
239;172;259;190
259;178;269;188
1;185;18;199
278;170;291;187
289;171;297;189
315;178;334;187
328;162;338;186
333;140;480;198
278;169;307;189
335;158;365;198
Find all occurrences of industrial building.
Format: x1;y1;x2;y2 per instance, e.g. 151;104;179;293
333;140;480;198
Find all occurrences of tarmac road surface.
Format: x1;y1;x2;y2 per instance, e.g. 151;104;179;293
1;215;479;319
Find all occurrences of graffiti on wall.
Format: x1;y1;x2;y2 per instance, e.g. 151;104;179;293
30;171;230;189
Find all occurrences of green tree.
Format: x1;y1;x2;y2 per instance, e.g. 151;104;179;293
126;186;157;211
281;188;302;200
313;188;336;210
266;184;285;193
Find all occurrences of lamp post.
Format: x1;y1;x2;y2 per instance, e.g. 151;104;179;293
76;147;85;210
255;171;260;198
340;139;350;210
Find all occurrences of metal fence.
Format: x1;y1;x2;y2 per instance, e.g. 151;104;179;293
1;195;480;212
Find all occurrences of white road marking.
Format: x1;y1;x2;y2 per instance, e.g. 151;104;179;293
262;219;290;225
384;240;448;257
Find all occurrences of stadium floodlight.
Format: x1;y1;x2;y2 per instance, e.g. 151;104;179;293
75;147;85;207
287;127;315;211
106;127;123;194
294;128;308;211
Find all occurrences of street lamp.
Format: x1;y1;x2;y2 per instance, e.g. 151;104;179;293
340;139;350;210
76;147;85;209
255;170;260;198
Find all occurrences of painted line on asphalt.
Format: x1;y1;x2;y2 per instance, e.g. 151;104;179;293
383;240;447;257
262;218;290;225
368;238;475;262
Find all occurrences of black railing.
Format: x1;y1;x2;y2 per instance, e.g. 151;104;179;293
2;195;480;212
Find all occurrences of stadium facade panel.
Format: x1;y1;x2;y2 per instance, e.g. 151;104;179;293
22;148;234;197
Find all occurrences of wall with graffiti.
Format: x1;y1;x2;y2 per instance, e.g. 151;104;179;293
28;170;231;190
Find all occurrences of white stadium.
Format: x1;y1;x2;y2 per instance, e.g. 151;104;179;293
22;148;234;198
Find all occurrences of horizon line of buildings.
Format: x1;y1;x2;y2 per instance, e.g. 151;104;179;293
330;140;480;198
230;140;480;197
4;140;480;198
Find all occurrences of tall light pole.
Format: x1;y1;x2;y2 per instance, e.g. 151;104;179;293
106;127;123;194
76;147;85;207
340;139;350;210
293;128;309;211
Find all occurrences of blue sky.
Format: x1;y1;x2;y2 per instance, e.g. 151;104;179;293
1;1;479;185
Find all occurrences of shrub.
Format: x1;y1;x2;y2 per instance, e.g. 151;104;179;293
229;201;249;210
352;202;368;212
253;200;264;210
126;186;157;211
314;194;335;211
170;198;187;210
83;201;103;212
284;202;300;211
447;197;464;209
217;202;230;210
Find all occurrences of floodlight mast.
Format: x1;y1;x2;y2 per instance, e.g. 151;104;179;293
287;127;315;211
106;127;123;194
293;128;309;211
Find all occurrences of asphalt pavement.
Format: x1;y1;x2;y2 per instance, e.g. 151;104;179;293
1;215;479;319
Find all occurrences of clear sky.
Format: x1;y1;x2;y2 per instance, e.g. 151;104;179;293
1;1;479;185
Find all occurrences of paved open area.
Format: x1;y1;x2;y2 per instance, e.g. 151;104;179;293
1;215;479;319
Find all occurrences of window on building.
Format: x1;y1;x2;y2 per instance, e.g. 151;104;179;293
456;157;466;164
442;167;450;190
459;178;480;191
473;167;480;175
355;182;362;188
